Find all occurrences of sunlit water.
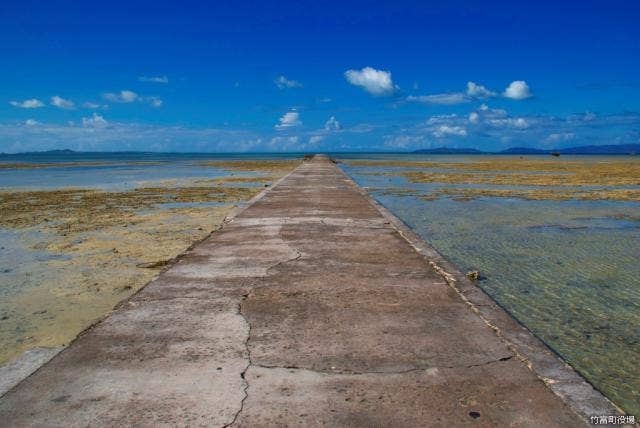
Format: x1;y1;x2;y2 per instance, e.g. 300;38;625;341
0;152;298;190
338;154;640;416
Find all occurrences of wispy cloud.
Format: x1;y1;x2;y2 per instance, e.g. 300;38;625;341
0;120;265;153
308;135;325;145
104;90;139;103
275;111;302;130
324;116;342;131
433;125;467;138
2;110;638;154
407;93;468;105
503;80;533;99
275;75;303;89
406;81;496;105
9;99;45;109
406;80;528;106
147;97;163;108
382;104;640;151
103;90;162;107
50;96;75;109
466;81;496;98
543;132;575;145
344;67;396;96
268;136;300;150
138;75;169;84
82;102;106;109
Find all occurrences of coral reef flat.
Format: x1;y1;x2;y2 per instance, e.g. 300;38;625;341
0;158;299;366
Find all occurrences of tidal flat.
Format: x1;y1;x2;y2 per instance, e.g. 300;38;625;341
349;156;640;201
0;157;300;366
340;154;640;416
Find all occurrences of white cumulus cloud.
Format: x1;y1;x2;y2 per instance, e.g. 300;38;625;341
433;125;467;138
82;113;108;128
9;99;44;109
51;96;75;109
503;80;533;100
275;75;303;89
466;81;496;98
344;67;395;96
468;111;480;124
275;111;301;130
25;119;40;126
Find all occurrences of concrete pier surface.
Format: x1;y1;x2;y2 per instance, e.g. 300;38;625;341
0;155;623;427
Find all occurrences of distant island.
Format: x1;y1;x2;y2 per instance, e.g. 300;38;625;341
2;143;639;157
413;143;640;155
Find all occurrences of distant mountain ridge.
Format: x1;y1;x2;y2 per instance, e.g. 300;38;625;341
2;144;639;156
413;143;640;155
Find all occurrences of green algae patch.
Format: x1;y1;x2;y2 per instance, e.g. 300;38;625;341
0;186;259;232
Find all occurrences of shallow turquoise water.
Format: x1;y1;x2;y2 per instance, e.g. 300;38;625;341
339;155;640;416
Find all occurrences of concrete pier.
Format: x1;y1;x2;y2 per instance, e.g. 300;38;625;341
0;155;620;426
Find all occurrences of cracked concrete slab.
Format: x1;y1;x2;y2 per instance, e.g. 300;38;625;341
0;155;619;426
235;363;581;427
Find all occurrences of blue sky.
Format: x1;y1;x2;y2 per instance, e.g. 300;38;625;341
1;0;639;152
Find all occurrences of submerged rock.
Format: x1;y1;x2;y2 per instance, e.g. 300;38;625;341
466;270;482;281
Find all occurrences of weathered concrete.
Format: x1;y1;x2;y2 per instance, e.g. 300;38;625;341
0;346;62;397
0;155;623;426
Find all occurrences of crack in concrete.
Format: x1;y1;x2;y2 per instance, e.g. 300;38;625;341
265;250;303;275
248;356;514;376
222;288;252;428
224;246;302;427
129;295;227;303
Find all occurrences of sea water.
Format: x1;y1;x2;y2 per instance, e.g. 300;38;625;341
338;153;640;416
